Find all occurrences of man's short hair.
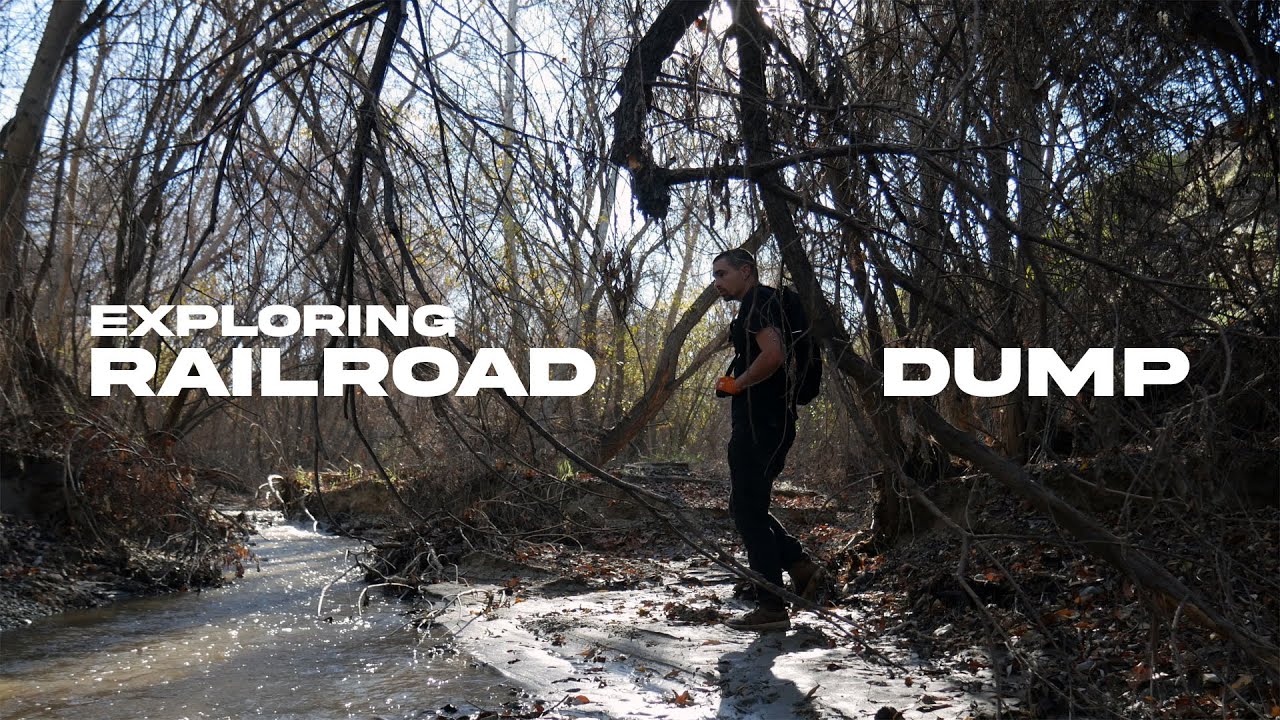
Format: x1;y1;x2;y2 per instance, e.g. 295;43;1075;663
713;248;757;274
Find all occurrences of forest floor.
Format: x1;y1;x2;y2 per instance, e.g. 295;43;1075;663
369;463;1280;720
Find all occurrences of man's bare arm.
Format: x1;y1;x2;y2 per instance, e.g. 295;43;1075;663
734;326;784;389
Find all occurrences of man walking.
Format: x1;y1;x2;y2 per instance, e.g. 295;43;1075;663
711;248;822;632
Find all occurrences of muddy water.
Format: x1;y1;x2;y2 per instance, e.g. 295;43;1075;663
0;512;514;719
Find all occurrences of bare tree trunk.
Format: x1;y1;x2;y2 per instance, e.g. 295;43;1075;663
499;0;526;347
731;1;922;546
50;22;109;351
662;202;699;334
0;0;88;417
592;284;719;464
825;154;922;545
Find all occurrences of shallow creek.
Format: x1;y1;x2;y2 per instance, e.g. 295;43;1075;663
0;512;516;719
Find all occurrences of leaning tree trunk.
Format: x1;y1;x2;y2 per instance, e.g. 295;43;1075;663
729;2;924;546
0;0;92;419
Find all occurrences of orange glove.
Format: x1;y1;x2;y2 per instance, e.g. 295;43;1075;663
715;375;741;396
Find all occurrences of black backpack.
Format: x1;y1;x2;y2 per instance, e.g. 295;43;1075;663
720;286;824;405
779;286;823;405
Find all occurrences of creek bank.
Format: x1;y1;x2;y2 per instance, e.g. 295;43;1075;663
0;423;256;630
0;514;124;628
418;552;997;719
0;509;248;630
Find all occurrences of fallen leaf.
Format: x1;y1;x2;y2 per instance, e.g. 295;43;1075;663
573;694;591;704
672;690;693;706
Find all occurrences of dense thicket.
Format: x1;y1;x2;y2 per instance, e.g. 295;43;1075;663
0;0;1275;709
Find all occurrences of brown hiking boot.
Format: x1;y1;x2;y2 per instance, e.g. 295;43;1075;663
788;558;824;603
723;606;791;632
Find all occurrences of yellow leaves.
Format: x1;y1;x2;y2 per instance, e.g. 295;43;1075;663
1230;674;1253;690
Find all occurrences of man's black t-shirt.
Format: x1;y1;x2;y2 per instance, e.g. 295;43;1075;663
730;285;792;424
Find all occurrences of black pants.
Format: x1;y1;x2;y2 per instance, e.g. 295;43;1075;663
727;409;805;610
